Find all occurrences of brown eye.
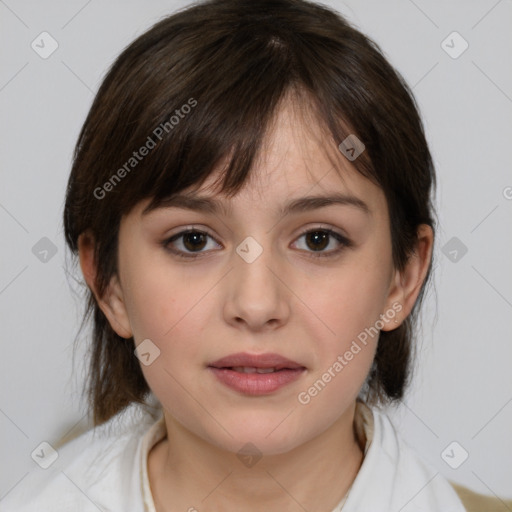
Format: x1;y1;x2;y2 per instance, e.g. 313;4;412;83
182;231;208;251
304;231;330;251
294;228;352;258
163;229;220;259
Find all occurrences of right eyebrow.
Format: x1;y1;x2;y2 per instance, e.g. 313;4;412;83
142;194;232;217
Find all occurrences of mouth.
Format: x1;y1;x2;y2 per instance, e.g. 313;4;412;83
208;351;305;371
207;352;306;395
228;366;286;374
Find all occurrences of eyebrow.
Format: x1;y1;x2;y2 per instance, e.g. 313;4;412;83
142;192;371;217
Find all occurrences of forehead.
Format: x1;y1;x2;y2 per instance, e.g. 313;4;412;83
139;96;387;219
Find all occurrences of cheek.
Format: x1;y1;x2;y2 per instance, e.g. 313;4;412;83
295;268;382;417
303;257;391;348
122;253;211;342
123;254;218;375
126;262;215;418
294;250;391;407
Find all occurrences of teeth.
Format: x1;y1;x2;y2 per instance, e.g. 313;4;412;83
256;367;277;374
231;366;278;374
231;366;257;373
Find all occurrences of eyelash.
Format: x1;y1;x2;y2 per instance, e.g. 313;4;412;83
161;227;352;260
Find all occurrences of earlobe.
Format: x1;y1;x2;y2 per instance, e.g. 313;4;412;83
101;275;134;339
381;224;434;331
78;232;133;339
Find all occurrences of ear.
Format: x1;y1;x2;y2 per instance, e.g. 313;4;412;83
78;231;133;339
380;224;434;331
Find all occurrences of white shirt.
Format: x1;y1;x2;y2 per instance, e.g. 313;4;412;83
1;396;467;511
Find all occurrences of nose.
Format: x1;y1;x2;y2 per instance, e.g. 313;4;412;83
223;237;291;332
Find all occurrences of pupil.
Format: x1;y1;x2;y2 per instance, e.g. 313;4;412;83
184;232;206;251
307;231;328;251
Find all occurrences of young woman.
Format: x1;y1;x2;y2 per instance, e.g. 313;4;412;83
2;0;475;510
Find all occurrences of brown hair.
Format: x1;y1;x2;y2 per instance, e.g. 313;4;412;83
63;0;436;426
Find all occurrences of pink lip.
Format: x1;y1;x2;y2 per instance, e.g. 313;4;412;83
207;352;306;395
209;352;304;370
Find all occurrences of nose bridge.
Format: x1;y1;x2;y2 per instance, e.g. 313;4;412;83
234;233;279;298
224;233;289;328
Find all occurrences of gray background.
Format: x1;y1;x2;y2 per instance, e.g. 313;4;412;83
1;0;511;502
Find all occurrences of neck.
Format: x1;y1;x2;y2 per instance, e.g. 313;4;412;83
148;401;365;512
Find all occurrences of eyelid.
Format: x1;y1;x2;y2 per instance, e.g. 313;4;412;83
165;225;216;238
295;222;349;240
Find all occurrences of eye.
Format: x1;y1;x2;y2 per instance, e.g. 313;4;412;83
292;227;352;258
162;229;221;259
162;226;352;260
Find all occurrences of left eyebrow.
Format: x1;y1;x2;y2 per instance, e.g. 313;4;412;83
142;192;371;217
280;193;371;216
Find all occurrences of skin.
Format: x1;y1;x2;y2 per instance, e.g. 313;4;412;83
79;97;433;512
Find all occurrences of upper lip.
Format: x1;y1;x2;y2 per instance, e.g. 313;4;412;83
208;352;305;370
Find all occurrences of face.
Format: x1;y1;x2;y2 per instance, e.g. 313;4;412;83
99;99;407;455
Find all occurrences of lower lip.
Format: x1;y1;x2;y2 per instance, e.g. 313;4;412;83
208;367;306;395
